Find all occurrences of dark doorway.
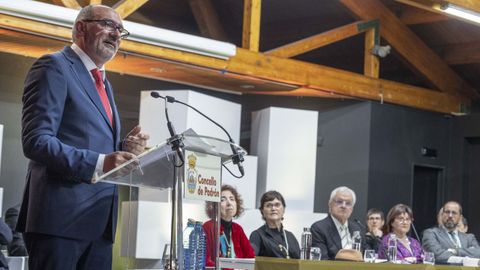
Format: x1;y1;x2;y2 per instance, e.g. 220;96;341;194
463;138;480;238
412;165;444;240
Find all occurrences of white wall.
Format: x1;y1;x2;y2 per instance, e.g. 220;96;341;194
0;102;29;212
248;107;324;241
139;90;241;146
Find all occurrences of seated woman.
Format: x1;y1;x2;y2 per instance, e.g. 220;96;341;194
378;204;423;263
249;190;300;259
203;185;254;266
365;208;385;252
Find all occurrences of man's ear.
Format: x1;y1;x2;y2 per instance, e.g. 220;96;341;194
75;21;85;37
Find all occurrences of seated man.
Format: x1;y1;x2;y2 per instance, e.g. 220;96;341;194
0;218;12;270
422;201;480;264
4;206;27;256
310;186;365;260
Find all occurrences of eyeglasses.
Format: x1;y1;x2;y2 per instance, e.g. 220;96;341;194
264;202;283;209
334;199;353;208
83;19;130;39
394;217;412;224
443;210;459;216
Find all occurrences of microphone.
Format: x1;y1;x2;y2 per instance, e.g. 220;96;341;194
353;219;366;230
411;222;422;244
150;91;245;177
150;92;184;163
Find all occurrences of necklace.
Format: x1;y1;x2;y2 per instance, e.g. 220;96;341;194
282;228;290;259
222;231;233;258
268;223;290;259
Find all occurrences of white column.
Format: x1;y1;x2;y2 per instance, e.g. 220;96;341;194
139;90;241;146
247;107;322;240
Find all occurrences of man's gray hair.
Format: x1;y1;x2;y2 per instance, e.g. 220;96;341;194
329;186;356;206
72;5;96;41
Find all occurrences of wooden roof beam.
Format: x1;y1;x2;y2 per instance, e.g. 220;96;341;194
440;42;480;65
112;0;148;19
265;20;378;58
0;14;470;114
242;0;261;52
364;28;379;78
188;0;229;41
51;0;81;9
340;0;478;99
399;7;450;25
446;0;480;13
248;88;351;99
396;0;480;26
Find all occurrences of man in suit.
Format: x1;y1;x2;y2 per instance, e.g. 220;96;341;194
422;201;480;264
18;5;149;270
310;186;366;260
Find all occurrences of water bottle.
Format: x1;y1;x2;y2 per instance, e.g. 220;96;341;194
195;221;206;270
352;231;361;251
183;219;196;270
387;234;397;263
300;227;312;260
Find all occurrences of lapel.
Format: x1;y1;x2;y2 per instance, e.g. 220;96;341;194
458;232;468;248
438;227;455;247
328;215;343;251
61;46;115;132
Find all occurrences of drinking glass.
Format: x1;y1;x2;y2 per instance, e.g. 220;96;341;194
423;252;435;265
309;247;321;260
364;249;376;263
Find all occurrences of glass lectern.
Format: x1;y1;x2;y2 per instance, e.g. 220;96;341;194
99;131;246;270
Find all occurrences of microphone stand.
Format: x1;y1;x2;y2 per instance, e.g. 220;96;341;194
411;222;422;244
150;91;245;178
151;92;185;270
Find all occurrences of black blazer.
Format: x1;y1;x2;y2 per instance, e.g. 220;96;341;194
250;224;301;259
310;215;366;260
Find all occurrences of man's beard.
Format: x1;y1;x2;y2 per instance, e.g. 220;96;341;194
444;219;457;230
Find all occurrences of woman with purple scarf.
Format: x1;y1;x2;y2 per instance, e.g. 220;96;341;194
378;204;424;263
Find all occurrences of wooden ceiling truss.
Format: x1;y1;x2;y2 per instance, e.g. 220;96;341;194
0;0;475;115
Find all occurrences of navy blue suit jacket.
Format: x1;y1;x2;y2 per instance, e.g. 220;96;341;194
18;46;120;242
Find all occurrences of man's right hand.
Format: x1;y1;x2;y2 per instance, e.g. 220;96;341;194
103;151;137;173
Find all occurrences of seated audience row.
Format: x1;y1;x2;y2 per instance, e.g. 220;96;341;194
203;185;480;266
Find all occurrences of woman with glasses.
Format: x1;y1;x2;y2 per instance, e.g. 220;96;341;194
249;191;300;259
203;185;255;267
378;204;424;263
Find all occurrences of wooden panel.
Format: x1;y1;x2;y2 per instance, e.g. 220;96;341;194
399;7;450;25
340;0;478;99
249;87;350;99
447;0;480;13
188;0;228;41
0;14;470;114
265;21;368;58
52;0;81;9
0;28;295;94
441;42;480;65
113;0;149;19
242;0;261;52
227;48;469;114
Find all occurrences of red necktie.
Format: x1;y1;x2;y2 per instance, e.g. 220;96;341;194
90;68;113;125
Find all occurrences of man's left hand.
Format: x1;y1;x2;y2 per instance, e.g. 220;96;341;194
123;125;150;155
